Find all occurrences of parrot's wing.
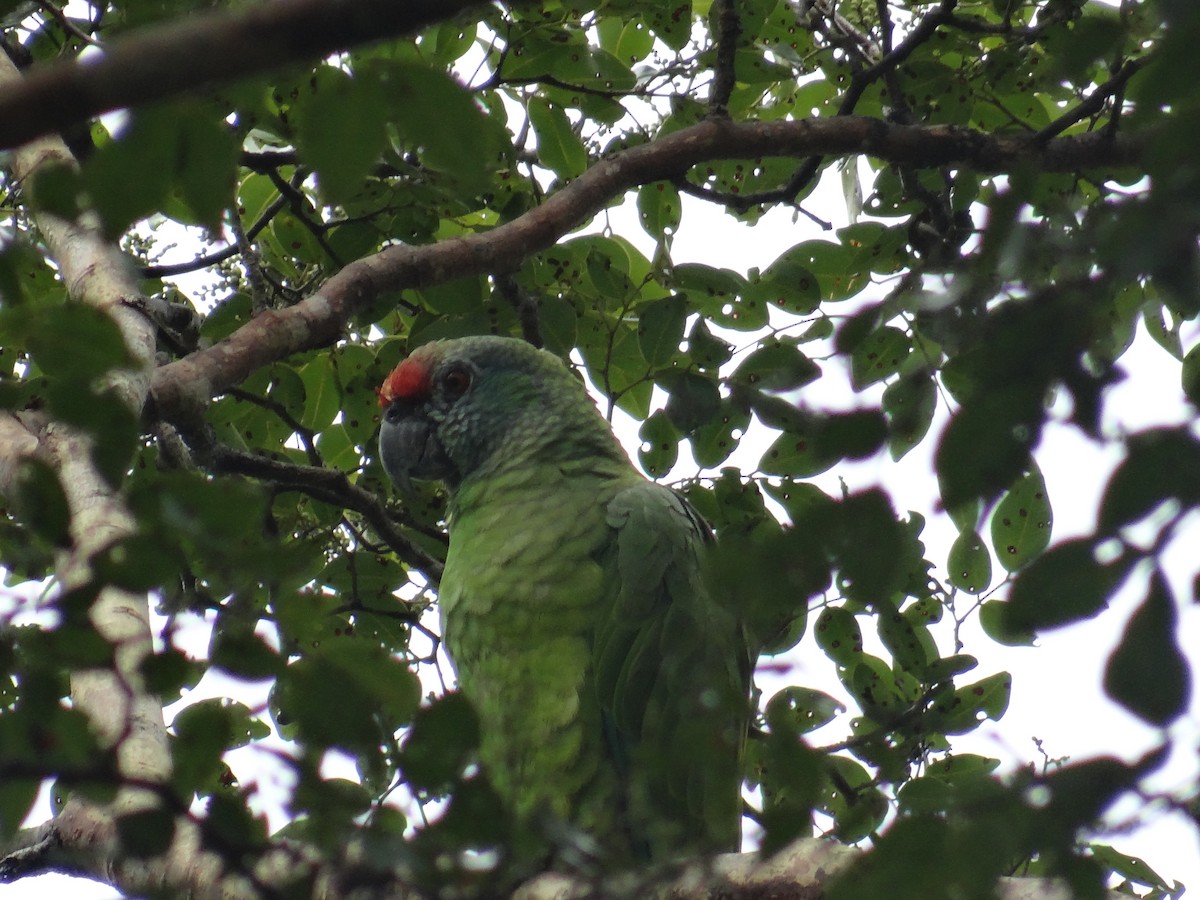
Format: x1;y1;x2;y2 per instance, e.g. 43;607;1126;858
594;479;751;859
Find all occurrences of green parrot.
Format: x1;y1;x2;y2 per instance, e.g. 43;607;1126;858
378;335;751;869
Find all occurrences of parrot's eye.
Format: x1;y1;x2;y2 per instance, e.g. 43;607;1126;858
440;365;472;399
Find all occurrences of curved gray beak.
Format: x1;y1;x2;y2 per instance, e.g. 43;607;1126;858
379;408;454;494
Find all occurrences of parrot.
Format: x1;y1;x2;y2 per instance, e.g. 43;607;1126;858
377;335;752;870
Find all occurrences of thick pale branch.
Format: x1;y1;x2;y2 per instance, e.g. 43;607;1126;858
0;52;173;890
2;827;1119;900
1;48;164;755
514;838;1128;900
149;115;1144;421
0;0;494;152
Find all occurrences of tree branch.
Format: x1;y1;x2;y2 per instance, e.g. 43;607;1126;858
207;444;447;582
0;0;496;152
148;116;1145;422
513;838;1127;900
1034;56;1148;143
0;49;174;889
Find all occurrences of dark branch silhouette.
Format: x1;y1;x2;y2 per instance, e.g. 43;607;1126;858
148;115;1144;423
0;0;495;151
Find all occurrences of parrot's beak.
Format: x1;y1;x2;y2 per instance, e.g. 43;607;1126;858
379;407;454;494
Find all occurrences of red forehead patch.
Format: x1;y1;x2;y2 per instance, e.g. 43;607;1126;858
378;358;432;407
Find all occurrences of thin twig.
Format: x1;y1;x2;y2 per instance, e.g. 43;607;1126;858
1034;57;1148;143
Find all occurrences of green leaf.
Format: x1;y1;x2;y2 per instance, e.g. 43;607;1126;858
936;387;1040;507
400;692;480;793
707;527;825;655
947;529;991;594
0;240;60;308
538;297;578;356
637;296;687;367
11;459;71;547
205;791;267;851
637;409;679;477
877;602;935;675
745;248;821;315
431;279;492;325
275;643;420;754
16;303;136;382
1183;341;1200;405
1142;306;1182;360
1103;571;1190;726
528;97;588;178
834;489;906;604
686;318;734;369
1003;539;1131;633
786;240;868;302
297;68;389;202
663;371;720;433
924;754;1001;782
882;369;937;460
990;467;1053;572
95;533;184;592
823;757;888;843
636;181;681;240
1088;844;1171;890
979;599;1035;646
600;18;654;64
0;772;38;839
173;111;238;227
172;698;267;794
848;654;913;719
299;355;342;432
210;624;282;682
765;686;844;734
731;341;820;392
1099;427;1200;532
690;397;750;468
930;671;1012;735
814;607;863;667
850;326;912;390
814;410;888;463
760;428;839;478
672;263;746;307
387;61;500;190
502;29;591;81
82;107;177;236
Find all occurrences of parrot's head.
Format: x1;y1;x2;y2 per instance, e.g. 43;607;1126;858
377;336;619;494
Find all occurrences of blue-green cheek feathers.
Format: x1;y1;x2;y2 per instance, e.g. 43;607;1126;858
379;336;751;867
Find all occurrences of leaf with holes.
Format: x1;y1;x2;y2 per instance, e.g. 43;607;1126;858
850;326;912;390
814;607;864;667
637;181;681;242
990;467;1052;572
930;671;1012;735
948;529;992;594
637;410;679;477
731;341;820;392
745;247;821;315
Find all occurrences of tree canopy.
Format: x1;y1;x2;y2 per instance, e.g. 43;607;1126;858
0;0;1194;898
